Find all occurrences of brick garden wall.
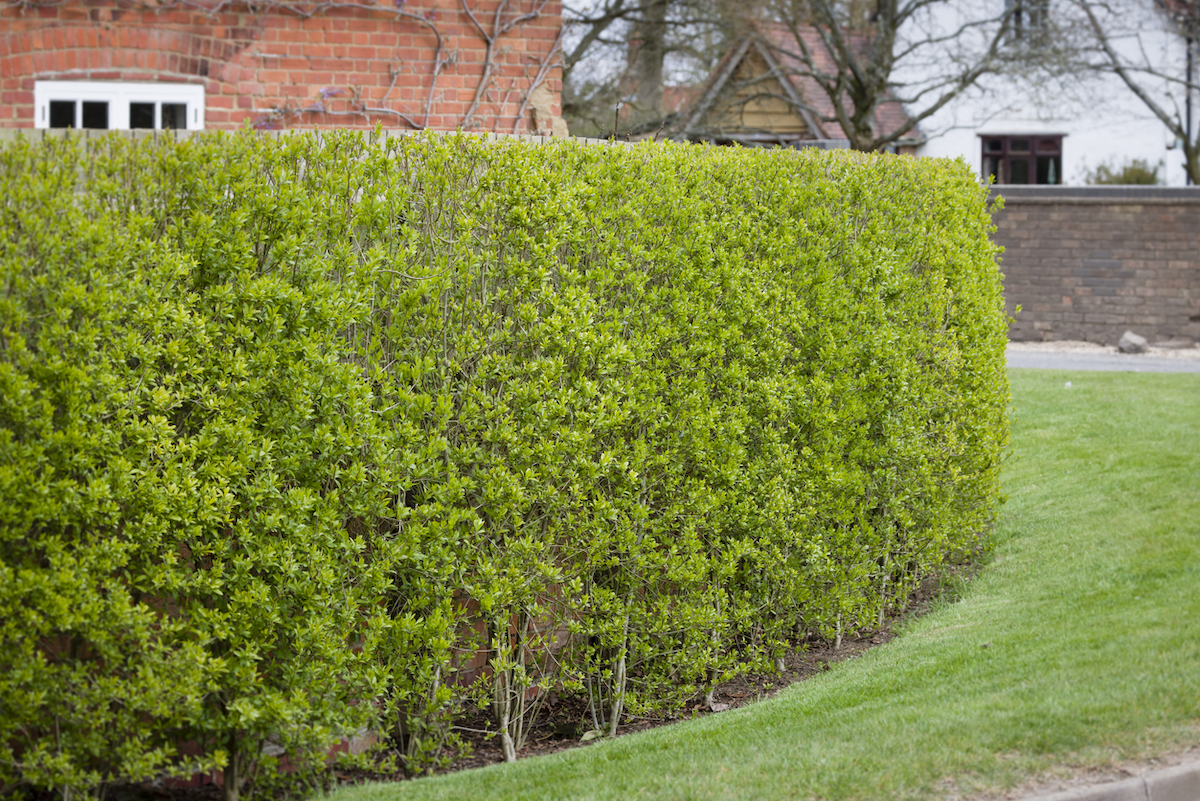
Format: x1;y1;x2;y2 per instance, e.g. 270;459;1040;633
993;186;1200;345
0;0;564;133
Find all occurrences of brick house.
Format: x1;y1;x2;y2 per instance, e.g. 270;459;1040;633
0;0;567;134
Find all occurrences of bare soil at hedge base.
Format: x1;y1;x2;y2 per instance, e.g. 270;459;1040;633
394;632;872;777
340;565;966;789
420;627;899;778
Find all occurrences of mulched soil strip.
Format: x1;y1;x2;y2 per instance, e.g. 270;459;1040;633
341;565;961;788
414;626;897;778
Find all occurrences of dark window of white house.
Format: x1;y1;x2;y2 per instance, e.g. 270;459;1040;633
1004;0;1049;43
981;134;1063;184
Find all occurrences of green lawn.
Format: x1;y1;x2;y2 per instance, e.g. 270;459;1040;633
335;369;1200;800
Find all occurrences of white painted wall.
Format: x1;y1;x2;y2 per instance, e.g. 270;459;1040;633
909;0;1195;185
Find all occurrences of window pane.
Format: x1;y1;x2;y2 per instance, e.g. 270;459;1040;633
130;102;155;129
985;139;1004;153
1010;138;1030;153
1010;158;1030;183
82;101;108;129
1028;0;1047;28
162;103;188;130
983;156;1001;183
49;100;75;128
1036;138;1059;153
1036;156;1060;184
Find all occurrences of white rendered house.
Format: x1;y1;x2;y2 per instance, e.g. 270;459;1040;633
910;0;1196;186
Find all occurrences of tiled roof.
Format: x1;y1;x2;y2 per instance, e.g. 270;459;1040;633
663;85;704;115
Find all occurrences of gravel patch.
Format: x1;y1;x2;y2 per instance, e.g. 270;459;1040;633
1008;341;1200;360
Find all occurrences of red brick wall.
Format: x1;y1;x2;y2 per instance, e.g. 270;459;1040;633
993;186;1200;345
0;0;563;133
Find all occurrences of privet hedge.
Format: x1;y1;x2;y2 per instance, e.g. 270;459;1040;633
0;130;1009;799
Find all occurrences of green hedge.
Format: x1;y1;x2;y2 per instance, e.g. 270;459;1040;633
0;130;1009;798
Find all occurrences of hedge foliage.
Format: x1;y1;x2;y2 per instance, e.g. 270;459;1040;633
0;130;1009;799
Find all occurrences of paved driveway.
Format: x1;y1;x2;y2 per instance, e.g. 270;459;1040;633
1007;344;1200;373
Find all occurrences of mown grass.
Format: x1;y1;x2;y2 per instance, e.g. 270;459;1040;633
335;369;1200;800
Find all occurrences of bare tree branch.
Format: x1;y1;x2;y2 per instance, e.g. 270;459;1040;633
739;0;1031;151
1070;0;1200;181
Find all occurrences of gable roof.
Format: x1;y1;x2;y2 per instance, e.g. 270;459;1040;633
683;27;920;146
685;37;830;142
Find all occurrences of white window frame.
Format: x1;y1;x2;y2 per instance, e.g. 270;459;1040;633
34;81;206;130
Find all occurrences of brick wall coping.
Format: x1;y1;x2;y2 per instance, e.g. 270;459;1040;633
990;185;1200;204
